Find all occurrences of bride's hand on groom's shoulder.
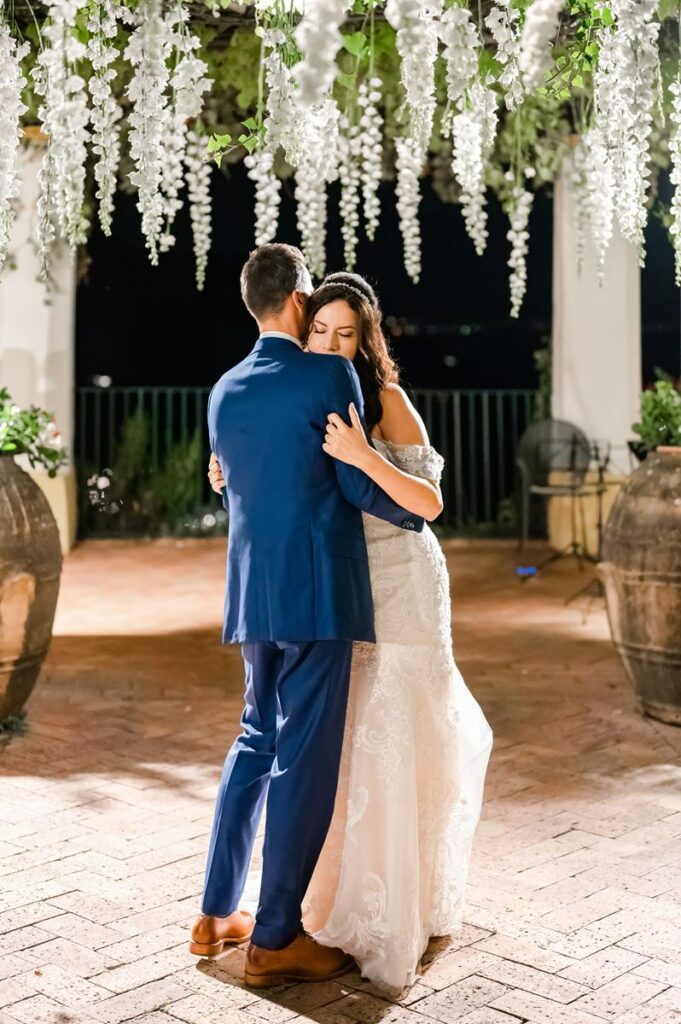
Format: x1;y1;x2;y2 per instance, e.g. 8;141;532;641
208;452;226;493
323;404;373;471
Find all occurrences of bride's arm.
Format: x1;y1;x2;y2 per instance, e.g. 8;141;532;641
323;385;443;522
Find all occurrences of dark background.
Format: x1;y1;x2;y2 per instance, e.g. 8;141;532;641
76;162;681;392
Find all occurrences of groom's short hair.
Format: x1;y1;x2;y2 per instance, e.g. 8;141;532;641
240;244;310;319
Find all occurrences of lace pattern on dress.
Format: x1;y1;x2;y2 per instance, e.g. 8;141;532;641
372;438;445;483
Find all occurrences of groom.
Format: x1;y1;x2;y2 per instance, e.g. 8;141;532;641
190;243;423;987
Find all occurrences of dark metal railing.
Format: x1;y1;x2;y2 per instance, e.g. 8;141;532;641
75;385;537;533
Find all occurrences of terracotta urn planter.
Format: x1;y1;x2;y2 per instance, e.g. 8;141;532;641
598;447;681;725
0;454;62;723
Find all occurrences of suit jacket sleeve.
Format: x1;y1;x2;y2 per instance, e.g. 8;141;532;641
324;359;425;534
207;382;229;513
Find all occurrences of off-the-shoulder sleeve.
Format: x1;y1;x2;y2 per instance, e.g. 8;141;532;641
375;441;445;483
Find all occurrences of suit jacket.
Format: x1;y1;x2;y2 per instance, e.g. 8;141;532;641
208;333;424;644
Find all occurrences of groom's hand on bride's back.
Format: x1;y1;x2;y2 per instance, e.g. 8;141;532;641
208;452;226;493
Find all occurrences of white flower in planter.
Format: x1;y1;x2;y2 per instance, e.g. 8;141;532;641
185;129;212;291
519;0;564;90
0;22;28;273
507;184;533;318
32;0;91;268
486;0;524;110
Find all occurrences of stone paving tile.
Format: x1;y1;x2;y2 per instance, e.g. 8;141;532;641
4;540;681;1024
572;974;671;1020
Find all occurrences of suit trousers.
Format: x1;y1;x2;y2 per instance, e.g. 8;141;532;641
200;638;353;949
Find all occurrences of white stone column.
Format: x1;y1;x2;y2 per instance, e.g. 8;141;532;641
549;167;641;554
0;139;77;554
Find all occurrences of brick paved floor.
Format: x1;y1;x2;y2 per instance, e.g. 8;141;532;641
1;538;681;1024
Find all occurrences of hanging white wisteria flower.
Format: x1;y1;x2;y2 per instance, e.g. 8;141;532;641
668;81;681;287
32;0;90;260
386;0;442;282
451;83;498;255
292;0;349;106
292;99;341;279
157;6;210;254
357;78;383;241
507;183;533;318
569;128;614;277
185;129;212;291
439;4;479;107
486;0;524;110
338;115;362;270
245;149;281;246
394;136;424;283
0;21;28;273
593;0;659;260
124;0;175;264
519;0;564;90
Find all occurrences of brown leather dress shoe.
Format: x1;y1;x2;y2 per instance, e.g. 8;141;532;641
245;932;354;988
189;910;255;956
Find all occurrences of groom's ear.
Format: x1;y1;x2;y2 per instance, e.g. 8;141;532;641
292;289;309;313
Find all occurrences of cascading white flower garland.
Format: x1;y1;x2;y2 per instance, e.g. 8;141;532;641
593;0;659;261
245;149;281;246
669;80;681;287
519;0;564;90
0;20;28;273
32;0;90;264
440;5;497;255
124;0;175;265
184;129;212;290
291;99;340;279
292;0;349;106
386;0;443;282
507;183;533;318
451;83;498;255
339;114;362;270
570;128;614;276
486;0;524;110
157;4;209;254
440;4;478;103
357;78;384;241
87;0;130;236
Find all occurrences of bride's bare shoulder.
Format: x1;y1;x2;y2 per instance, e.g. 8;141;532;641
378;384;429;446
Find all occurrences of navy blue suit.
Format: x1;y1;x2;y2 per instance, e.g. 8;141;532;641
200;333;424;949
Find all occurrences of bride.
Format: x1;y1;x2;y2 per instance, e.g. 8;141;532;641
208;272;492;993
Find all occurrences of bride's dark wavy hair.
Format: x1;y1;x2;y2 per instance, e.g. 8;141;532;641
305;274;399;431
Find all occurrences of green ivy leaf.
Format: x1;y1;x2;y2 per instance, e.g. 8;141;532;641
479;49;503;81
343;31;367;58
572;73;584;88
600;6;614;26
241;117;258;131
207;133;231;152
239;134;259;153
336;71;356;90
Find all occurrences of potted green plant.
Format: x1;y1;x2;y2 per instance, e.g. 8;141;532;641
0;388;67;726
629;380;681;460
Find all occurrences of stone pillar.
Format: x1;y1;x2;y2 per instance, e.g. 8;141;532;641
548;168;641;555
0;138;77;554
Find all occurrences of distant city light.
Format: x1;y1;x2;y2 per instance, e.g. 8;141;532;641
443;355;457;368
93;374;113;388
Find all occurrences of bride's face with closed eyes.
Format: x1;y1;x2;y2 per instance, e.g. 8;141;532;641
307;300;359;361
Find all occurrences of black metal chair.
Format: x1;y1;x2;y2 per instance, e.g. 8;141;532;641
516;419;606;574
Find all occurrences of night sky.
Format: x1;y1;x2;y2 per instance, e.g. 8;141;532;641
76;160;680;393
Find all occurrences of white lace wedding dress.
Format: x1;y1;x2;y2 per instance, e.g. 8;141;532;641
303;440;493;993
